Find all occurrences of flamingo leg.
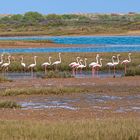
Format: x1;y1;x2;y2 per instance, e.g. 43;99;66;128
124;64;127;75
113;66;116;78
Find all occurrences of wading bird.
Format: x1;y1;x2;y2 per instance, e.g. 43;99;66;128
121;53;131;75
28;56;37;76
92;58;103;77
89;54;100;77
77;58;87;74
20;56;26;72
69;57;80;75
52;53;61;71
42;56;52;74
106;56;116;74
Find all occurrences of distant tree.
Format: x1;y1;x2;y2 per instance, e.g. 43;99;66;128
23;12;45;25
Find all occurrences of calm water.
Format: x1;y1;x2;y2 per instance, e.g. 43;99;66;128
0;36;140;53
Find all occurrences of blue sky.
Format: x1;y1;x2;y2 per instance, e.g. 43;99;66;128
0;0;140;14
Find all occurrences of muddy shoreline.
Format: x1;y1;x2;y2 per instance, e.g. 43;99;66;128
0;76;139;121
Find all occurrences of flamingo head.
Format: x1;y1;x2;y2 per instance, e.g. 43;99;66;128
97;54;99;57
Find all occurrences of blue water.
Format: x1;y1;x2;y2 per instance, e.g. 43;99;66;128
0;36;140;53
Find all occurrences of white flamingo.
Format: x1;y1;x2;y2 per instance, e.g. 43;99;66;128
42;56;52;74
77;58;87;74
121;53;131;75
69;57;80;75
92;58;103;77
1;55;11;73
106;56;116;73
52;53;61;70
89;54;100;76
20;56;26;71
28;56;37;76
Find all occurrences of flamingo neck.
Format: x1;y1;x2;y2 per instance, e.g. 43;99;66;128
96;56;99;63
112;57;115;64
84;59;87;67
49;57;51;64
34;57;37;65
76;57;79;63
100;59;102;66
117;55;120;64
128;54;131;62
59;54;61;62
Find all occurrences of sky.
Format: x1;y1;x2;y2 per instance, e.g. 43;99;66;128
0;0;140;14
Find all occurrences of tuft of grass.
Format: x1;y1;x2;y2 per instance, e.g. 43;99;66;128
1;87;89;96
0;119;139;140
0;101;21;108
125;67;140;76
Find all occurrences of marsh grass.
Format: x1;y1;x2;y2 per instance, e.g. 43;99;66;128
1;87;89;96
0;119;139;140
0;101;21;108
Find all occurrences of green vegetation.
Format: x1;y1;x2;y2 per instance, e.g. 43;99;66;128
1;85;140;96
0;119;139;140
0;12;140;36
0;100;21;108
1;87;89;96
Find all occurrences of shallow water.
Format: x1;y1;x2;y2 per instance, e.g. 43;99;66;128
19;94;140;113
2;71;123;80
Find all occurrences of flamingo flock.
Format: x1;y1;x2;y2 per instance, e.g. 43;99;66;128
0;52;135;77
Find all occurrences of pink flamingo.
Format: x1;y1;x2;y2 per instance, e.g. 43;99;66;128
89;54;100;77
69;57;80;75
92;58;103;77
121;53;131;75
106;56;116;74
72;59;82;75
77;58;87;74
52;53;61;71
42;56;52;74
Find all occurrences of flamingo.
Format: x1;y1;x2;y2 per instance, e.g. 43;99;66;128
28;56;37;76
121;53;131;75
106;56;116;73
69;57;80;75
89;54;100;76
92;58;103;77
52;53;61;71
20;56;26;72
0;54;4;65
42;56;52;74
71;58;82;75
77;58;87;74
1;55;11;73
112;54;120;78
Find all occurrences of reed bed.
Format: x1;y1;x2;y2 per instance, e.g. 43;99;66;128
0;119;139;140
